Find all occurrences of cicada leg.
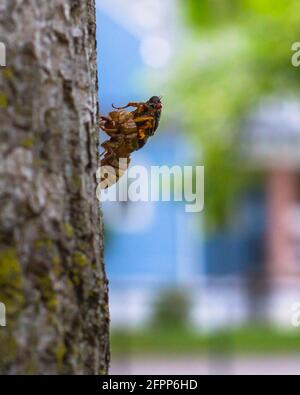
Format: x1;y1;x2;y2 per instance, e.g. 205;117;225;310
100;140;116;159
134;115;155;124
134;116;155;139
99;115;117;131
112;102;141;110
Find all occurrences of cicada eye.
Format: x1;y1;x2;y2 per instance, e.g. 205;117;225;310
148;96;162;110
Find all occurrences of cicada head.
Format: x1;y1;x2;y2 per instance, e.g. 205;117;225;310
147;96;162;110
145;96;162;136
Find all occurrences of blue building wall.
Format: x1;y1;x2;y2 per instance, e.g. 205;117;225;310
103;133;201;286
96;8;202;287
96;7;265;285
204;191;266;276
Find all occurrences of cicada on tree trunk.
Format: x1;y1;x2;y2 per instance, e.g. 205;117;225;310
99;96;162;189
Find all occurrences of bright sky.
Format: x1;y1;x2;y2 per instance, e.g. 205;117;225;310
96;0;179;69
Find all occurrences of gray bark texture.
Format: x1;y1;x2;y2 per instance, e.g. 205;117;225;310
0;0;110;374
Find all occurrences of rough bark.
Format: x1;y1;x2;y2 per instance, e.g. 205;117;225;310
0;0;109;374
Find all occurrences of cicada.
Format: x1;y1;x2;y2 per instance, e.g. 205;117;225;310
99;96;162;189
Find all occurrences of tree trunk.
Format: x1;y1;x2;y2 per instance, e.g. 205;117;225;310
0;0;109;374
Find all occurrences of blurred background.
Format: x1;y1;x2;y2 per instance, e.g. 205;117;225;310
97;0;300;374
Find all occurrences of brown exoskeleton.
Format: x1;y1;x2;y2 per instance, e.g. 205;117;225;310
99;96;162;189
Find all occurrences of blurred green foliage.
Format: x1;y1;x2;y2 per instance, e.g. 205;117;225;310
151;289;190;330
169;0;300;229
111;326;300;356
